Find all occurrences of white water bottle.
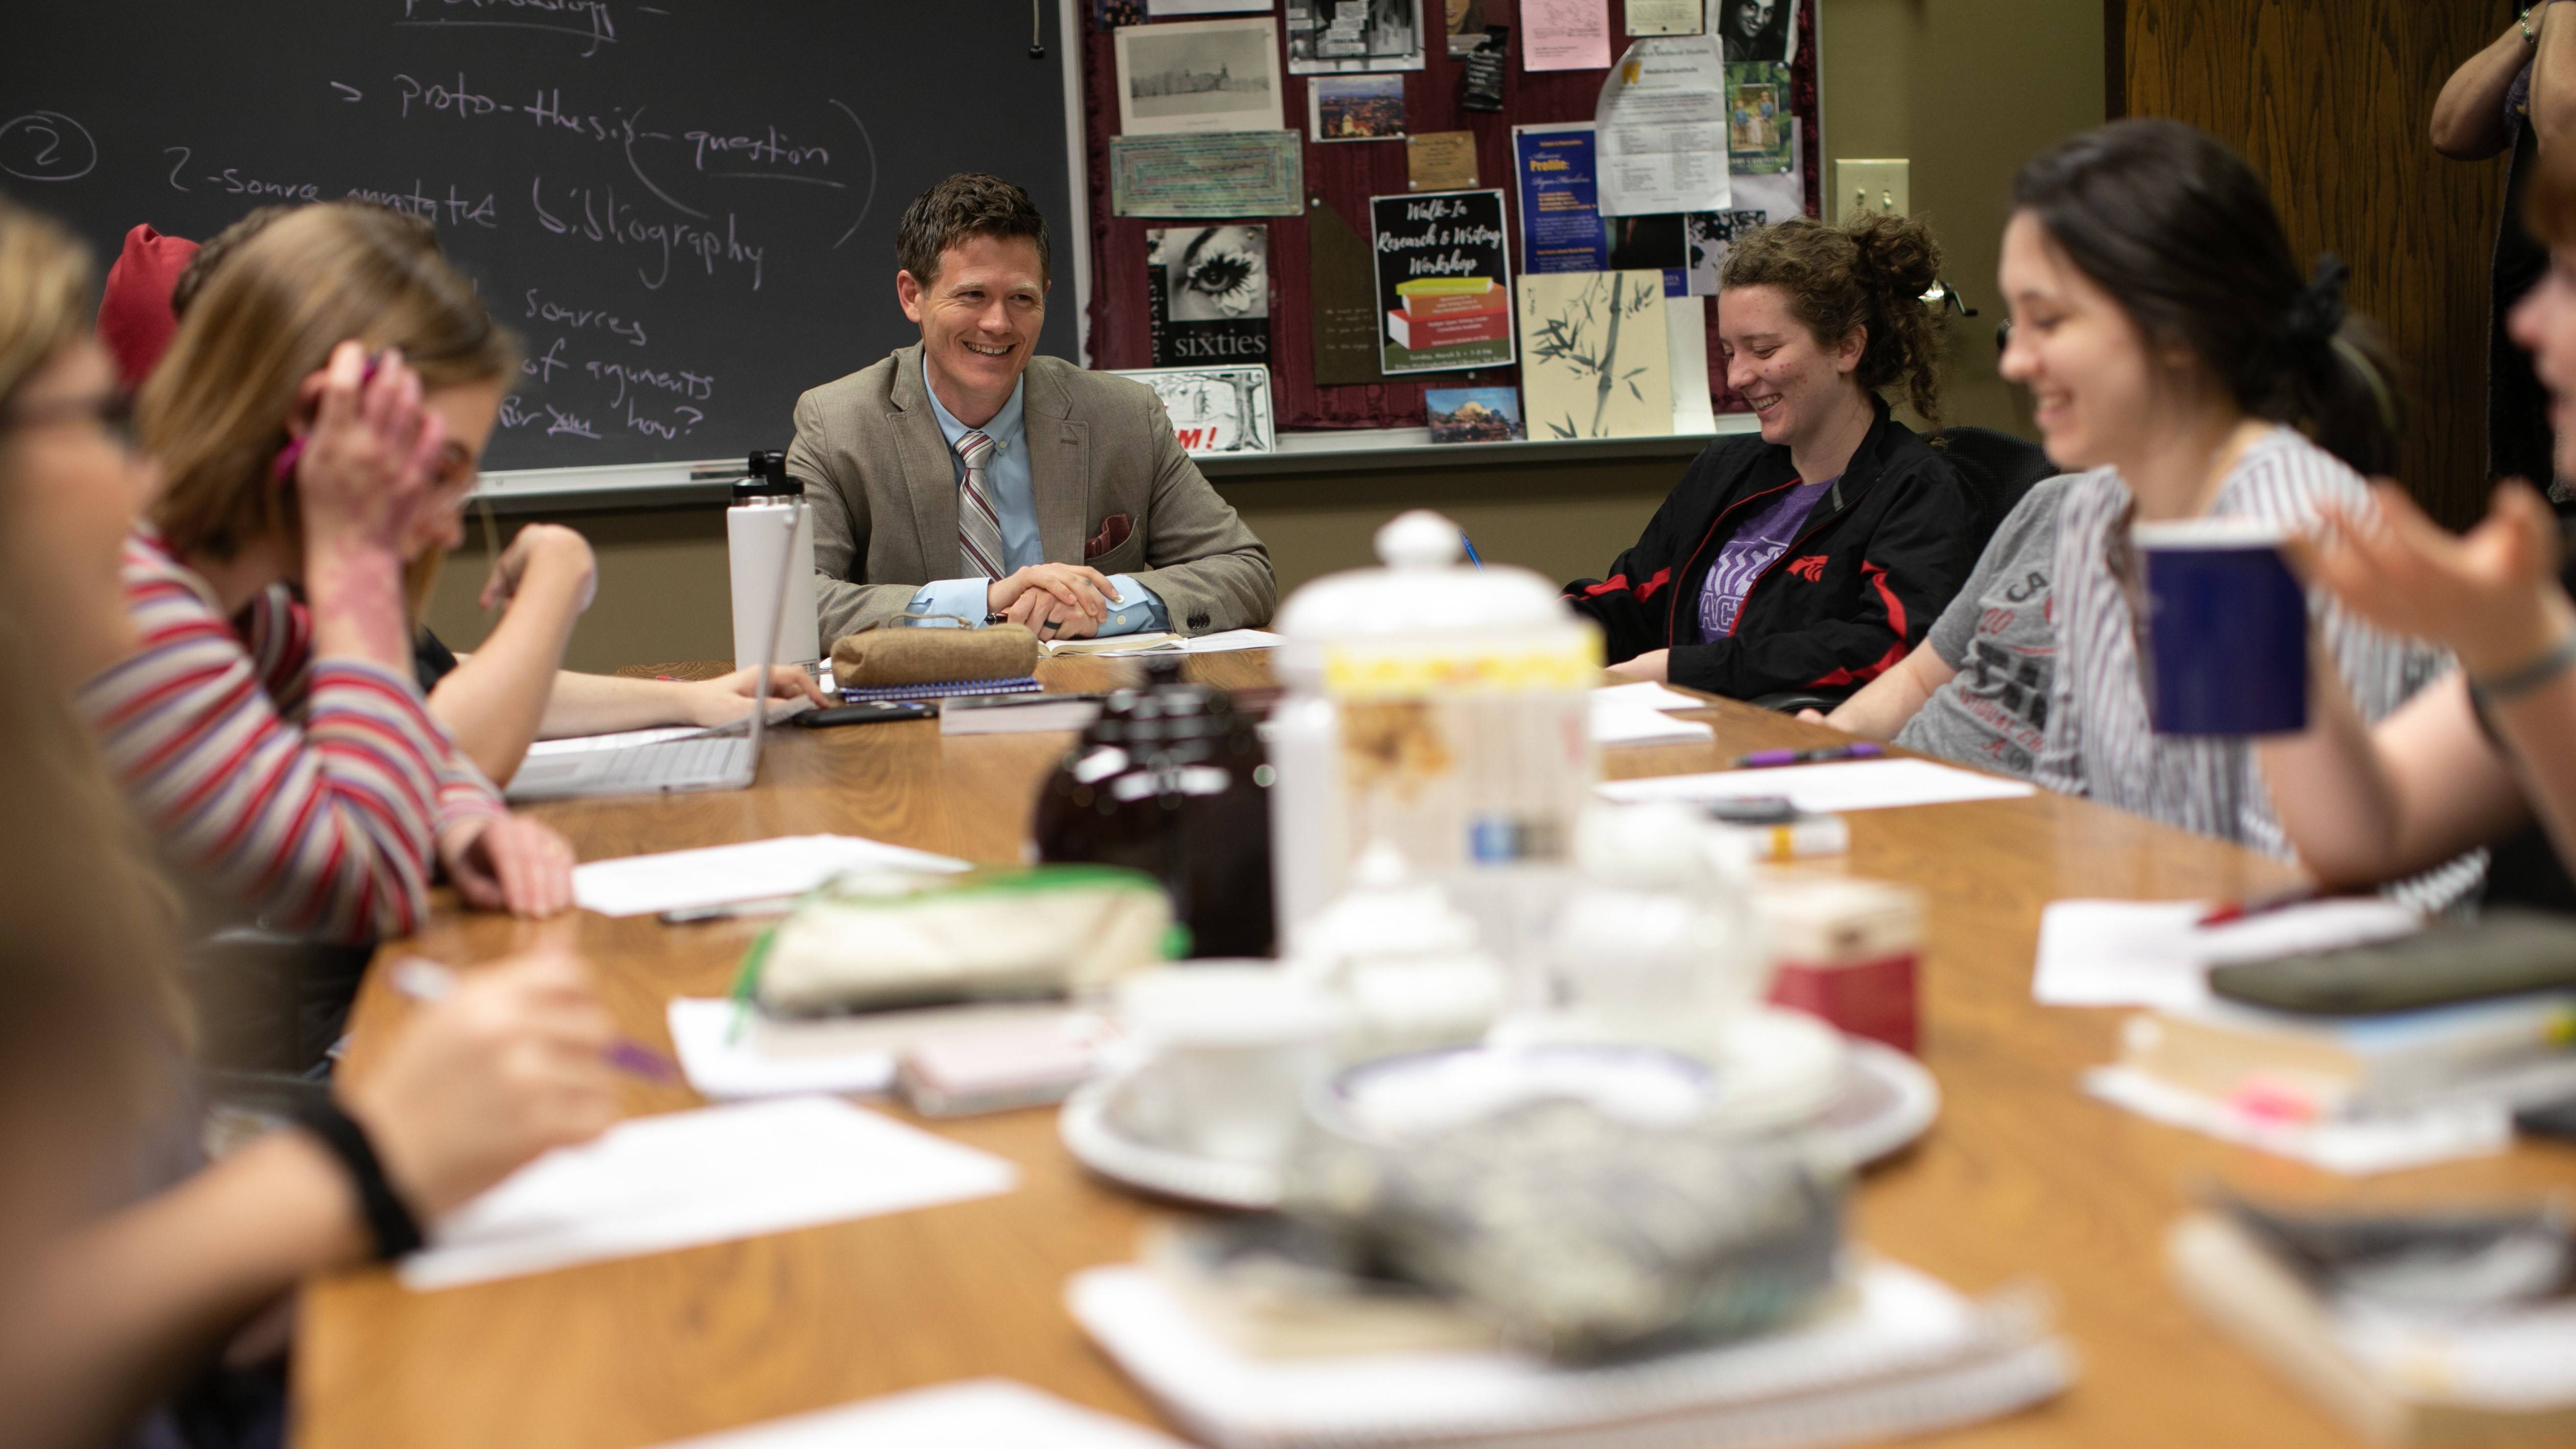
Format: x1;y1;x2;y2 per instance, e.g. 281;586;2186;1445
726;450;819;669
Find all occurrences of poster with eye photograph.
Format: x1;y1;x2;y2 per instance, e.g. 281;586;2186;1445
1286;0;1427;74
1146;225;1272;367
1370;189;1514;374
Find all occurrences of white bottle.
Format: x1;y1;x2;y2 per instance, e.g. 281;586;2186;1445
727;450;819;669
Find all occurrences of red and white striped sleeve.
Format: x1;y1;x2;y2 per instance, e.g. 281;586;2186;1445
77;531;452;942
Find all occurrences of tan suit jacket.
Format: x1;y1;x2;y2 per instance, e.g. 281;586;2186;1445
785;345;1276;646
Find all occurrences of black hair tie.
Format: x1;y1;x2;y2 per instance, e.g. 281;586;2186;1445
295;1098;426;1260
2283;253;2349;352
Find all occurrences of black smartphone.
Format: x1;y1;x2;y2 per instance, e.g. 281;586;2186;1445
793;701;937;728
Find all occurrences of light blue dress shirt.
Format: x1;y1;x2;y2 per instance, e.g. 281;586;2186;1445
907;378;1167;635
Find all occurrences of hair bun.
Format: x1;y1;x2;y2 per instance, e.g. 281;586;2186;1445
1842;211;1942;303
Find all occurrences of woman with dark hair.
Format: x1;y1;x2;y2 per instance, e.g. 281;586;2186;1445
2004;120;2459;881
2258;140;2576;909
1566;211;1979;702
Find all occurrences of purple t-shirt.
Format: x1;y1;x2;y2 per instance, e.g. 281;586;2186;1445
1696;476;1836;641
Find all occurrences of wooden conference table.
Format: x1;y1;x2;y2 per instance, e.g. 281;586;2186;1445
299;656;2576;1449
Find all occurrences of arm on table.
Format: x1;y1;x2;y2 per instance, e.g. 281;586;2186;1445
0;954;615;1449
1119;412;1275;634
426;523;595;784
1812;638;1957;739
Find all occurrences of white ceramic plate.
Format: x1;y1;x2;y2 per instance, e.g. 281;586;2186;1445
1061;1036;1938;1210
1059;1075;1283;1210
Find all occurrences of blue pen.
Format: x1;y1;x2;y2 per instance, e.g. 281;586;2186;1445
1459;531;1484;569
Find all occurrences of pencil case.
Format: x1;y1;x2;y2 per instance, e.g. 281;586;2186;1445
747;864;1181;1016
830;620;1040;687
2207;908;2576;1015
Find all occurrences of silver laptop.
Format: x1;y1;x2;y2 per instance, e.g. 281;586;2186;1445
504;502;804;803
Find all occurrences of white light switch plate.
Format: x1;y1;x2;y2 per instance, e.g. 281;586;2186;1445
1835;159;1910;222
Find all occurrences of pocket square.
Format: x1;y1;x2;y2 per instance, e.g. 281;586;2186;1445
1084;513;1133;560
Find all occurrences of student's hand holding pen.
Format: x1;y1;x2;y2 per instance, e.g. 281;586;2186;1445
337;950;620;1220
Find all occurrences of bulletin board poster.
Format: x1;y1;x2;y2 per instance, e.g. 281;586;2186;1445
1370;189;1515;374
1512;123;1613;274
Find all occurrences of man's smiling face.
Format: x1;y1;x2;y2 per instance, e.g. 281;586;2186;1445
897;233;1049;424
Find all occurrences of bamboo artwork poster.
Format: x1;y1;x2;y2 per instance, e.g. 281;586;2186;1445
1515;269;1672;439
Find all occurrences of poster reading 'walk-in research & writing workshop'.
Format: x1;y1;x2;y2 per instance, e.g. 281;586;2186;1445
1369;189;1514;374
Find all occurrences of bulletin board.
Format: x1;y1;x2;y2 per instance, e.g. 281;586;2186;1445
1077;0;1821;433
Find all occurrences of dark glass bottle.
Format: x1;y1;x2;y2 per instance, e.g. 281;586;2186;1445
1032;658;1276;958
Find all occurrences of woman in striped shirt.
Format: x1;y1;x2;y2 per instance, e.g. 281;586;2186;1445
1998;122;2462;882
0;197;615;1449
81;202;576;943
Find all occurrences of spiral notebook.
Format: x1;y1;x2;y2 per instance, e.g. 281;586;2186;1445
1068;1259;2068;1449
841;675;1042;703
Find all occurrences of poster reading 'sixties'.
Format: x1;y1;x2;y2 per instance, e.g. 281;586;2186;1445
1368;189;1514;374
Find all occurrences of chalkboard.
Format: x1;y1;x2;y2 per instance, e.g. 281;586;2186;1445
1;2;1078;471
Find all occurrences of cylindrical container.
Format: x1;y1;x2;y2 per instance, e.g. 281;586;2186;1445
1269;510;1602;954
728;450;819;669
1033;657;1277;958
2132;517;2307;736
1760;876;1925;1054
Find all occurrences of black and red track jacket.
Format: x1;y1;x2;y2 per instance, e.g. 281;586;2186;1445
1563;401;1979;702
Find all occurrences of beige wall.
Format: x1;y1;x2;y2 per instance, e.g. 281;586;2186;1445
429;4;2108;674
1818;0;2106;438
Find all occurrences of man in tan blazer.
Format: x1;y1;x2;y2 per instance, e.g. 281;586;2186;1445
786;173;1274;649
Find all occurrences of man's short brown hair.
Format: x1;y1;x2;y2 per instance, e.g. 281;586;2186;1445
894;173;1051;289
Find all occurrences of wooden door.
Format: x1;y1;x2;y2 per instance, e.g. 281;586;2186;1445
2114;0;2508;526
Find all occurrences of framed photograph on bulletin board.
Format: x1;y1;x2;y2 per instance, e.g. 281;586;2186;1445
1287;0;1428;75
1113;365;1277;456
1370;189;1514;374
1115;17;1286;135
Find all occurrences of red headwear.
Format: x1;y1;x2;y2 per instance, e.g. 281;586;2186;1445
95;224;199;389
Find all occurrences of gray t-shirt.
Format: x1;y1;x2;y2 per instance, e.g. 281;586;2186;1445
1892;475;2071;778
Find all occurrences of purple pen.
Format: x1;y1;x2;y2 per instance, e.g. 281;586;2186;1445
1732;742;1886;770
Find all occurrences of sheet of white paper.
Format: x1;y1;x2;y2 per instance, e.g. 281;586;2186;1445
573;835;968;917
2033;898;2422;1010
1590;698;1714;747
1595;36;1731;215
1667;294;1717;432
2082;1067;2511;1175
1599;758;2035;813
1183;628;1287;652
665;998;898;1100
1592;680;1708;711
401;1097;1017;1291
523;726;707;757
648;1379;1187;1449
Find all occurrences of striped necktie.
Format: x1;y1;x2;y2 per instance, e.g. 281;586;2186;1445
954;429;1005;580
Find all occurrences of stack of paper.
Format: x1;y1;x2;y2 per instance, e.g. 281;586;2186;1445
571;835;968;917
402;1096;1018;1291
1070;1259;2067;1448
1040;629;1286;658
1600;758;2036;813
648;1380;1187;1449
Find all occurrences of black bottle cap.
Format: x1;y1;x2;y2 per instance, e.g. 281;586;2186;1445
733;449;802;501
